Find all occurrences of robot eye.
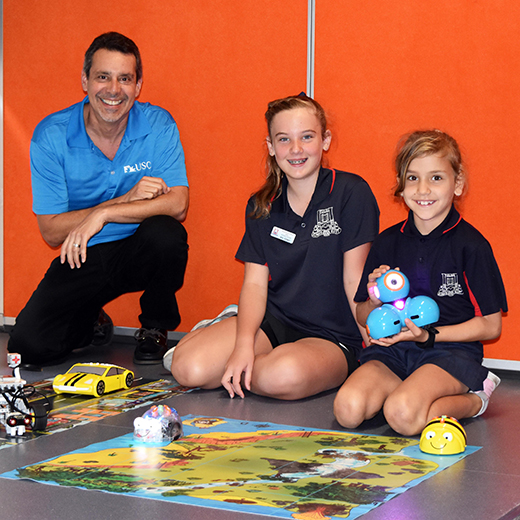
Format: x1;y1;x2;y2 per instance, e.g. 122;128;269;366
443;432;453;442
426;431;435;439
383;272;406;292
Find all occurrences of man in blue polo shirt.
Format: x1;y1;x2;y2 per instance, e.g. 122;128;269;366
8;32;189;368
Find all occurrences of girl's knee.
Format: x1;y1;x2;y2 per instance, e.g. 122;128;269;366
251;358;305;400
170;348;210;388
170;327;233;389
383;394;424;436
169;354;189;386
252;370;296;400
171;358;206;388
333;391;368;429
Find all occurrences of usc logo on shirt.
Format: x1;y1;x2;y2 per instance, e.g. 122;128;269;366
124;161;152;174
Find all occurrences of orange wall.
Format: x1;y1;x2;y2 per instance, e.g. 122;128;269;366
4;1;517;361
316;1;517;360
3;1;308;331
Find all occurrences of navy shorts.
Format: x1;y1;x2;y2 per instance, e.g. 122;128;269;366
359;341;488;391
259;311;359;374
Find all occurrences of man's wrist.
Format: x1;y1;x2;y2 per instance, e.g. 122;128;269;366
94;205;111;225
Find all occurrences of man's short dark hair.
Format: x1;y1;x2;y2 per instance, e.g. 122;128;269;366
83;32;142;82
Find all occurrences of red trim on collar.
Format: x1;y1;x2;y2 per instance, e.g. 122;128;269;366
464;271;482;317
399;213;462;234
443;214;463;234
329;169;336;194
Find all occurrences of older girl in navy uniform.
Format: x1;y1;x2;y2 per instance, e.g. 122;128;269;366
334;130;507;436
169;94;379;400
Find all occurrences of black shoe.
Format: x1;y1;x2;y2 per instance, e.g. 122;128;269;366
133;328;168;365
19;352;69;371
91;309;114;347
19;363;42;372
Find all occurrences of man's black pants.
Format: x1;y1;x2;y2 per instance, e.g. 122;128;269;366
8;215;188;365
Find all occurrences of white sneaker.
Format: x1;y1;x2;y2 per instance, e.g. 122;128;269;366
163;344;177;372
472;371;501;417
190;304;238;331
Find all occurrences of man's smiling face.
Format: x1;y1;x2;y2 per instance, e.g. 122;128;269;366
82;48;142;127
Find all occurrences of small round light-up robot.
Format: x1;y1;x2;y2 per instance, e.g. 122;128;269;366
366;270;440;339
134;404;183;443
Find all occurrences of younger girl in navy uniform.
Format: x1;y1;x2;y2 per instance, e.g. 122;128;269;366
170;94;379;399
334;130;507;436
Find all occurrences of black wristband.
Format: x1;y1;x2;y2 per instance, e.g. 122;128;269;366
415;324;439;349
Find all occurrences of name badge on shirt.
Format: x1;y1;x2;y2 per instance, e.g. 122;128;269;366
271;226;296;244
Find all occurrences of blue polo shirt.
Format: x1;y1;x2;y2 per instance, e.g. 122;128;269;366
355;206;508;350
30;97;188;246
236;167;380;354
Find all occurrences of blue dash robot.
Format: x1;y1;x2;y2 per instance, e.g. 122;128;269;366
366;270;440;340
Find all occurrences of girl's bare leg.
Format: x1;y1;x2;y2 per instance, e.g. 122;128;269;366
333;360;402;428
383;363;481;436
171;317;271;388
250;338;350;400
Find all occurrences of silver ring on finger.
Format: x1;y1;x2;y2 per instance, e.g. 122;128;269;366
73;243;80;248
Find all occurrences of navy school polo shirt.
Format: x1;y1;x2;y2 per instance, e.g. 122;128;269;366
355;206;508;339
236;167;379;353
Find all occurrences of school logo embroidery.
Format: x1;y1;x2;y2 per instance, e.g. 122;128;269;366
437;273;464;297
311;207;342;238
124;161;152;174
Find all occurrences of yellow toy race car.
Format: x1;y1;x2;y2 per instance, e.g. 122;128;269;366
52;363;134;397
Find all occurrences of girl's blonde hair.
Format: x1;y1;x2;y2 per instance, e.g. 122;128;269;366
394;130;464;198
250;94;328;219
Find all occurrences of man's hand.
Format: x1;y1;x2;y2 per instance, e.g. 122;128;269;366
60;208;107;268
40;177;187;266
122;176;170;203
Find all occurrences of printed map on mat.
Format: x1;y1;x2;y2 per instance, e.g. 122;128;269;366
0;415;479;519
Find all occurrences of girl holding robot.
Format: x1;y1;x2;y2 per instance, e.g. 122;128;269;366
334;130;507;436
